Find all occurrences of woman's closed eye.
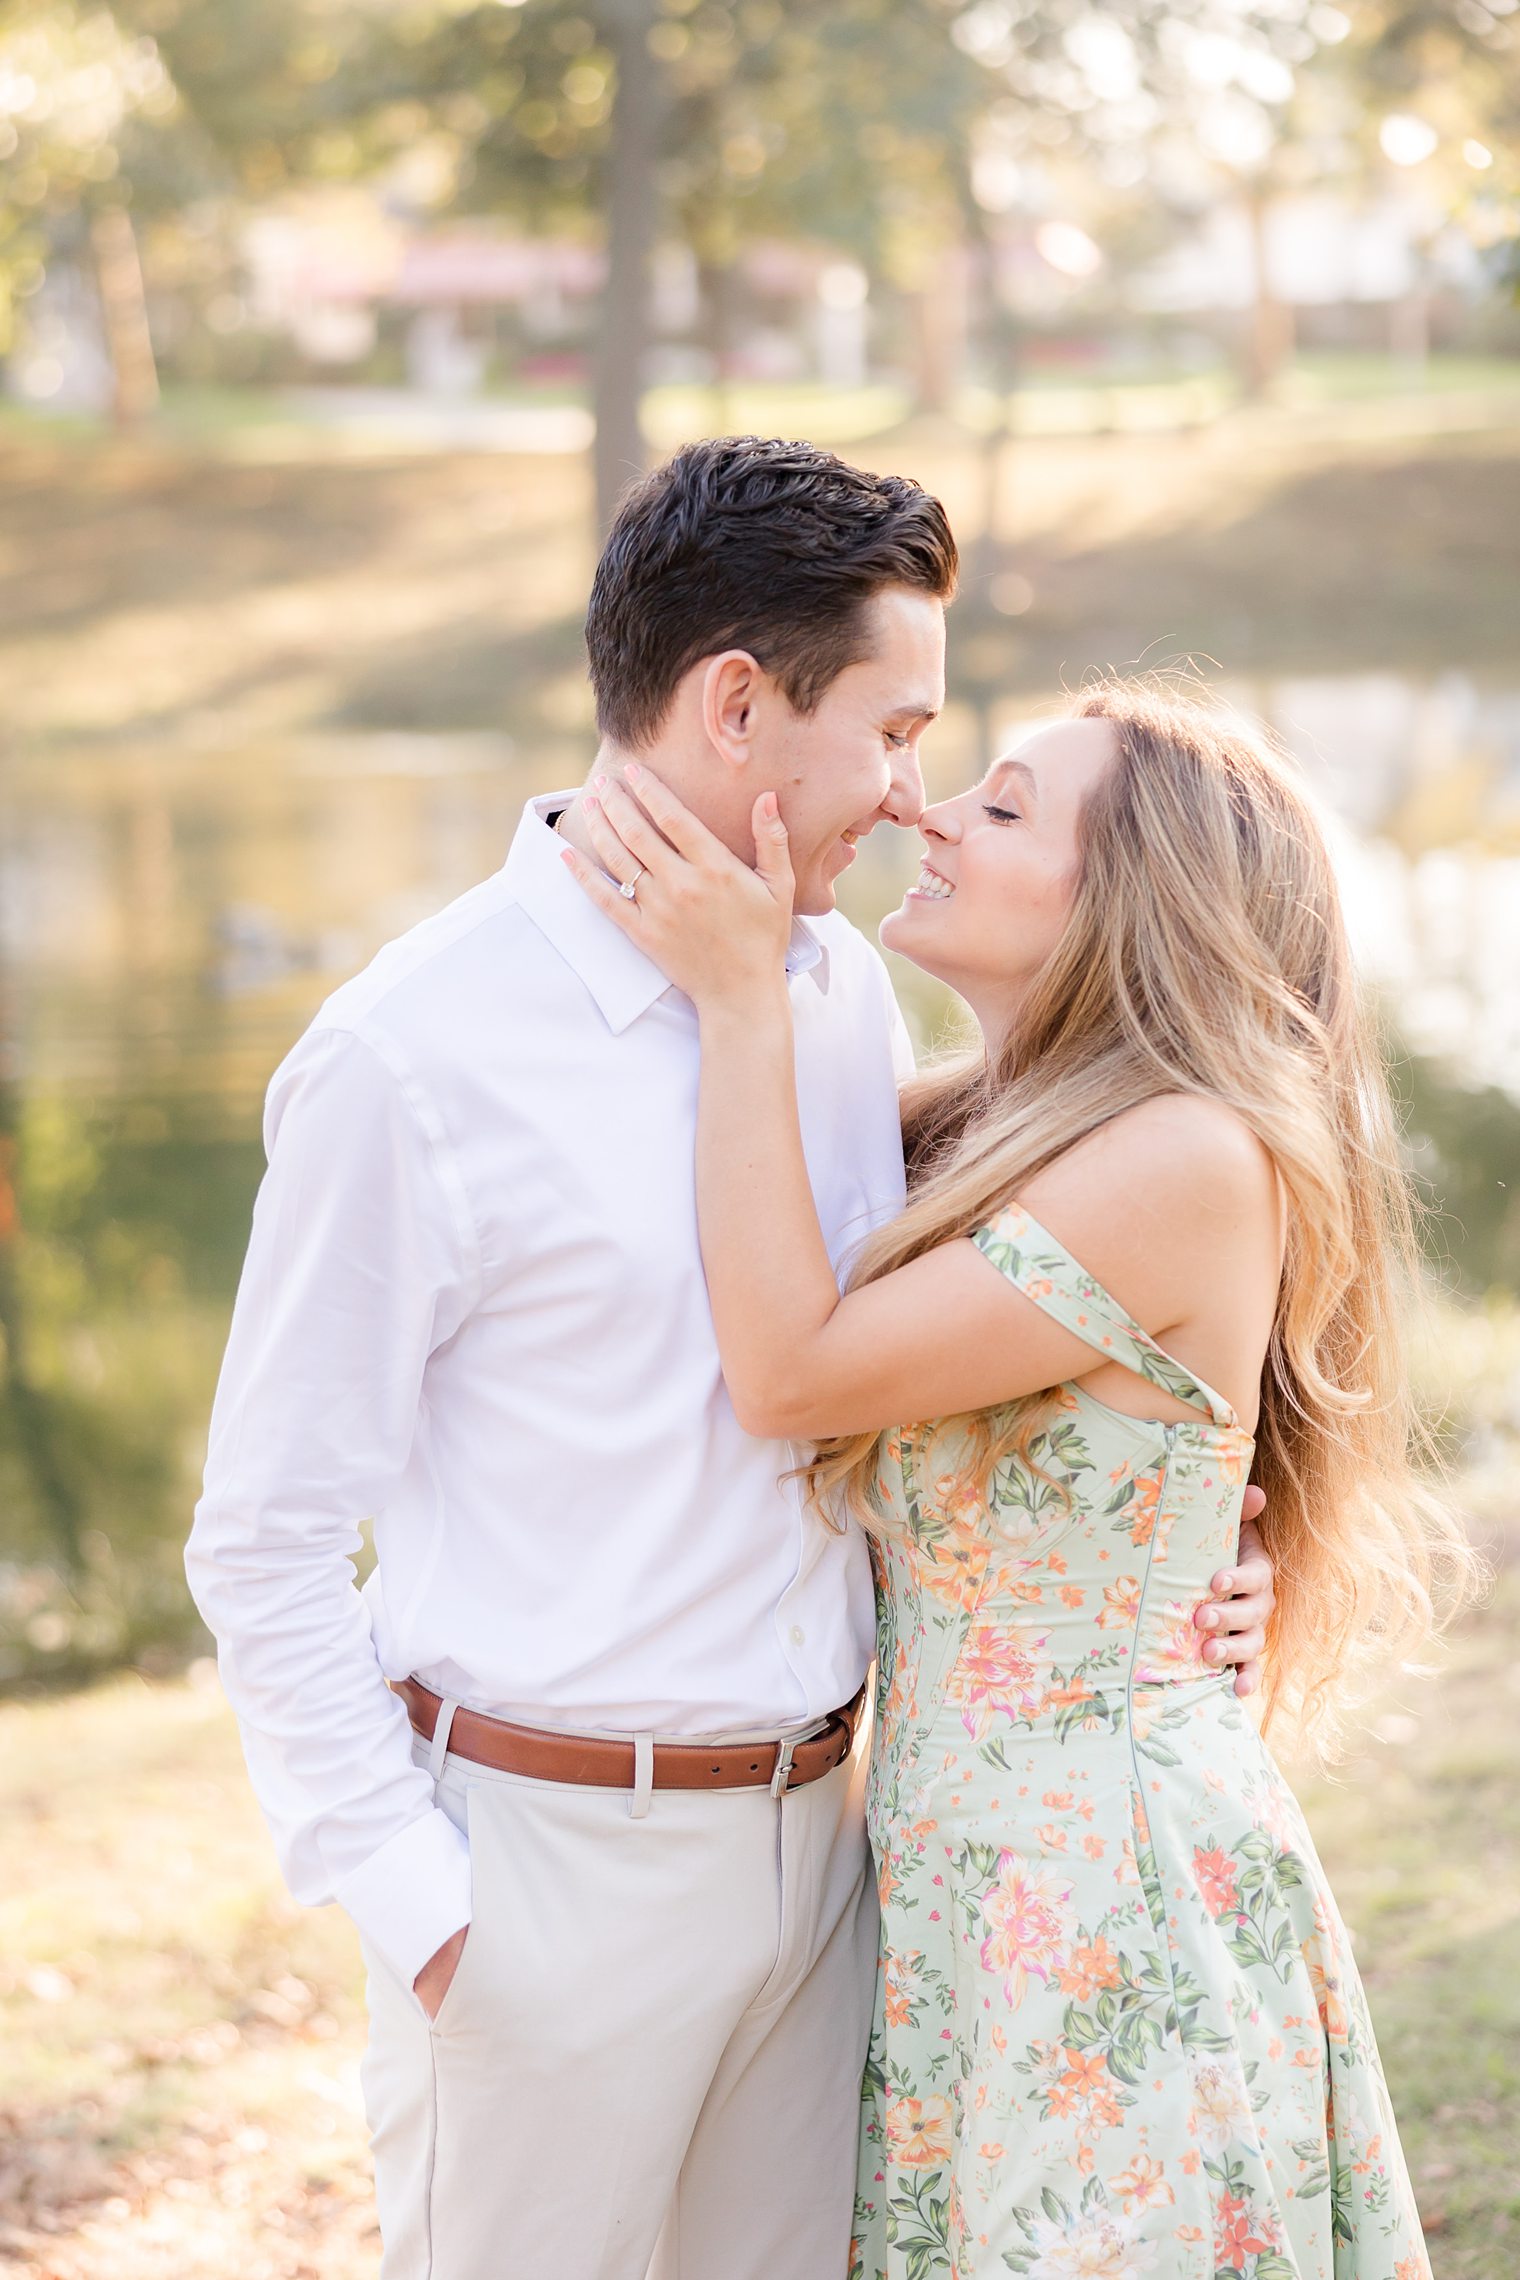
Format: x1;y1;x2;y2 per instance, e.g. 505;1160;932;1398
982;802;1022;824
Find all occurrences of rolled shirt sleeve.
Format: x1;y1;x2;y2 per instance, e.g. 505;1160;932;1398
185;1021;478;1990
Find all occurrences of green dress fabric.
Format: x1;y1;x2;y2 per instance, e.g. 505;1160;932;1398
850;1205;1429;2280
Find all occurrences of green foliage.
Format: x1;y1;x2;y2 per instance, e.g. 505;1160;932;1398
0;1085;262;1683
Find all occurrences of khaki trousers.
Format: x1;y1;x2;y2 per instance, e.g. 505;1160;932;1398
359;1725;878;2280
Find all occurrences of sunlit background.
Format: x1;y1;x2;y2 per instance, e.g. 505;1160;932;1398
1;0;1517;2272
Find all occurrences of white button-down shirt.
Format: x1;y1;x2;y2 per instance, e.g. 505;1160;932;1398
186;794;912;1988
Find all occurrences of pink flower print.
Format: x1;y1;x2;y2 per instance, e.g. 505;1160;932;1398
947;1620;1045;1740
977;1854;1071;2004
1137;1598;1210;1683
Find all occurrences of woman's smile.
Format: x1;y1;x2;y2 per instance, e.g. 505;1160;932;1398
907;860;955;902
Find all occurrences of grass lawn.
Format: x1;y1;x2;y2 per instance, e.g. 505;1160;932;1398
1;1570;1516;2277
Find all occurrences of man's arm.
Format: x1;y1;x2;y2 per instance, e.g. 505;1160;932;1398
1194;1486;1275;1697
185;1022;477;1993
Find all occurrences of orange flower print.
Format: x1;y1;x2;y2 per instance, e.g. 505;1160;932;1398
1056;1934;1124;2000
1023;2199;1160;2276
1048;2047;1109;2118
978;1855;1071;2004
1214;1436;1252;1485
1192;1845;1241;1917
883;2094;954;2169
1214;2185;1281;2268
883;1947;922;2030
1097;1576;1142;1631
855;1211;1430;2280
1112;2154;1175;2214
1187;2053;1255;2155
1304;1902;1350;2043
1112;1464;1165;1549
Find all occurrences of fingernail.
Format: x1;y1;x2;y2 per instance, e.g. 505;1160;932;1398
1198;1608;1218;1630
1205;1641;1223;1663
625;761;645;781
1214;1575;1234;1597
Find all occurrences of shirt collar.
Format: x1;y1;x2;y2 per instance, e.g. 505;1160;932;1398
504;793;829;1035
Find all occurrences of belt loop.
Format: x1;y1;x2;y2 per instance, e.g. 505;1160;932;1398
428;1696;461;1783
630;1732;654;1820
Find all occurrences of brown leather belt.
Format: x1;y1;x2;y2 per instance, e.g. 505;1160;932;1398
395;1677;865;1797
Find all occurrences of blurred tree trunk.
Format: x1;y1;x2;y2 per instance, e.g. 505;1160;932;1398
1240;186;1295;398
967;220;1020;591
699;253;736;437
90;205;160;430
909;238;968;417
592;0;664;534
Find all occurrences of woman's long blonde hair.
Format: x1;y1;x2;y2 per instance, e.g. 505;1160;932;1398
809;679;1478;1751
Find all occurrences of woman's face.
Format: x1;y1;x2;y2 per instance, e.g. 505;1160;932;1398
879;715;1119;1037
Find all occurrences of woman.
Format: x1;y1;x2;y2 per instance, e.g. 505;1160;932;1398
565;683;1462;2279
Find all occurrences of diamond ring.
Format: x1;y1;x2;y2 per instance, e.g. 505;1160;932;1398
618;869;643;901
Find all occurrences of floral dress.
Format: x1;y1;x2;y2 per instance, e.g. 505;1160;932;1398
850;1207;1429;2280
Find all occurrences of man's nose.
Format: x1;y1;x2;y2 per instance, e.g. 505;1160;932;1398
881;746;927;830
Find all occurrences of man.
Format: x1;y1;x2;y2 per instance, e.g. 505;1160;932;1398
186;436;1273;2280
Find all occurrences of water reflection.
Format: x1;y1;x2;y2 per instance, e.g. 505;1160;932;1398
1265;674;1520;1099
5;677;1517;1103
1;673;1516;1678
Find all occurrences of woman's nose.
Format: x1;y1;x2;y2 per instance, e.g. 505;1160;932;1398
919;798;959;844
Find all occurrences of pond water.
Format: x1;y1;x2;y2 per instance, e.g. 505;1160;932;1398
5;673;1519;1104
1;669;1517;1673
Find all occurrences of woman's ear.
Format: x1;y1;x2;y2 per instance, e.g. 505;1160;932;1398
701;650;763;774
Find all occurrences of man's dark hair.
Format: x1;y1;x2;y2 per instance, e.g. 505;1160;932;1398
585;436;958;751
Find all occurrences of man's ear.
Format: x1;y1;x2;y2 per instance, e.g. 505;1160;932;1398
701;651;764;773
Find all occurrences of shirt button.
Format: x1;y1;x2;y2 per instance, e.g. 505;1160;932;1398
789;1625;806;1646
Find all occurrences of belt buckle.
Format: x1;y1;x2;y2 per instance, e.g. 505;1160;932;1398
768;1734;798;1800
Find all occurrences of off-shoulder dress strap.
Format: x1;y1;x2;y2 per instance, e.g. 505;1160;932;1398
970;1202;1239;1430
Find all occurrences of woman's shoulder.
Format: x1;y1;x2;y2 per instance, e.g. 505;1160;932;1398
1019;1093;1278;1232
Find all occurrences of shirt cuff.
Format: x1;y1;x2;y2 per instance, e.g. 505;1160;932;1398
332;1805;473;1991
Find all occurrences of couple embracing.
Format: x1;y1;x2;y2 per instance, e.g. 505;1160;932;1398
188;437;1440;2279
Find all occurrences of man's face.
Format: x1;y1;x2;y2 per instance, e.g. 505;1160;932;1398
754;586;946;915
